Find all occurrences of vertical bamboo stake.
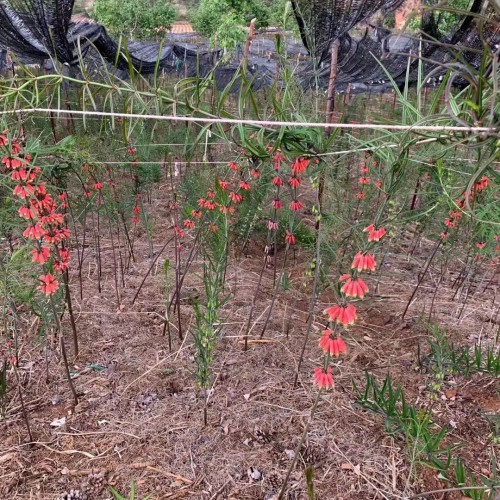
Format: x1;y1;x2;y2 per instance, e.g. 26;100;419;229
317;39;340;231
242;19;256;71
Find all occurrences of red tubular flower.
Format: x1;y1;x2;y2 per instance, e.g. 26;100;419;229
476;242;485;249
45;227;70;244
218;179;228;191
174;225;185;238
219;205;235;215
290;200;304;211
359;177;370;185
375;180;383;188
198;198;206;208
58;248;70;262
319;330;347;357
23;223;45;239
273;151;285;170
209;224;219;232
272;198;283;209
19;206;36;220
54;259;69;273
204;201;217;210
93;182;104;190
291;158;309;175
183;219;195;229
441;232;449;240
356;192;365;200
341;276;369;299
239;181;251;190
324;304;357;326
191;210;202;219
13;184;34;199
11;168;28;181
285;230;296;245
132;216;140;224
207;190;215;198
250;169;260;179
360;166;369;173
229;192;243;203
475;177;489;191
40;213;64;226
127;147;136;155
288;176;301;188
228;161;239;171
314;367;334;389
272;176;284;187
54;248;69;273
444;218;455;229
351;252;376;272
2;156;23;169
363;224;386;242
133;205;140;214
31;247;50;264
268;220;278;230
39;273;59;295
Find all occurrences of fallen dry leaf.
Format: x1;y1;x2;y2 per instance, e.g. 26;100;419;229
445;388;458;399
0;453;18;465
341;462;361;475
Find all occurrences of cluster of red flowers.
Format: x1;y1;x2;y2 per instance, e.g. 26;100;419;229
1;131;71;296
81;163;112;203
267;153;309;244
174;159;259;239
440;177;493;247
132;194;141;224
314;223;386;389
355;158;383;200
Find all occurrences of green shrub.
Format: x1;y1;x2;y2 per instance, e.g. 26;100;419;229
191;0;270;49
92;0;176;39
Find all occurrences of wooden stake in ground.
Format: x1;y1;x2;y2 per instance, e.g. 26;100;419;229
317;38;340;231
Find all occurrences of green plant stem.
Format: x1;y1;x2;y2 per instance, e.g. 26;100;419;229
293;222;323;388
259;246;289;339
278;388;323;500
243;253;268;350
62;269;79;359
14;365;33;442
49;295;78;406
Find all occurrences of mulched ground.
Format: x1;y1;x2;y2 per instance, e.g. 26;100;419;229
1;175;499;500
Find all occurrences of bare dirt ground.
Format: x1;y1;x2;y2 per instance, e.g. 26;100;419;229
1;163;499;500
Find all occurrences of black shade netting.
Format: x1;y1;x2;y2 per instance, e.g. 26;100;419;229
290;0;405;64
0;0;497;95
0;0;75;61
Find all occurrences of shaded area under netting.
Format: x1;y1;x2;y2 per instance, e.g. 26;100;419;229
0;0;498;93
